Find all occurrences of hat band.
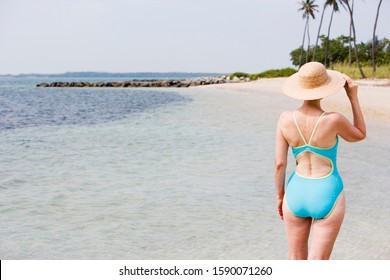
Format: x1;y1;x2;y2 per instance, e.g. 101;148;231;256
299;74;329;89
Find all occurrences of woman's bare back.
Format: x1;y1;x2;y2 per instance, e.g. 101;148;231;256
280;110;339;178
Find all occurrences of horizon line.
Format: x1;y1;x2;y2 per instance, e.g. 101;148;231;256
0;71;228;77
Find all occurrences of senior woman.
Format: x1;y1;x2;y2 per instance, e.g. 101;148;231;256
274;62;366;259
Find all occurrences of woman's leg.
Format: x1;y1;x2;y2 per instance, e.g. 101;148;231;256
309;192;346;260
282;196;312;259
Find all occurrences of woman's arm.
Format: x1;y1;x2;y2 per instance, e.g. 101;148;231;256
275;113;289;220
336;75;366;142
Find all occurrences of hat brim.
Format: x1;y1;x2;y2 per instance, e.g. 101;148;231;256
283;70;346;100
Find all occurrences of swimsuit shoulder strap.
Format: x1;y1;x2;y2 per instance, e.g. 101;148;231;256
308;112;326;145
293;111;326;146
293;111;308;145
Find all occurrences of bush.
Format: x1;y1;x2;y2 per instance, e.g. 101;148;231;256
229;72;249;79
251;68;297;79
230;68;297;80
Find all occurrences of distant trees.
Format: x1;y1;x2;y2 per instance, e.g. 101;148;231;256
324;1;345;67
292;0;387;78
289;35;390;68
342;0;365;78
313;0;345;65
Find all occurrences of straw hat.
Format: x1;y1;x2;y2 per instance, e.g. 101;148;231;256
283;62;345;100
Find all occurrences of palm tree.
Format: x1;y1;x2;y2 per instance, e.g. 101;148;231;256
347;0;354;66
313;0;343;61
312;2;326;61
372;0;383;76
323;0;345;67
298;0;319;67
342;0;366;78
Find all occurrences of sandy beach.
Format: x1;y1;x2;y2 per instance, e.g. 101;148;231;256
199;77;390;259
206;77;390;124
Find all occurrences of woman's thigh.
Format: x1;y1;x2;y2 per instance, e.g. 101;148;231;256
283;196;312;259
309;192;346;260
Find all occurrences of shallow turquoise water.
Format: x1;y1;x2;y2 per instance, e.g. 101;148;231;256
0;81;389;259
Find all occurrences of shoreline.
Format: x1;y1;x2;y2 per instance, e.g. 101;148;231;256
204;78;390;124
35;75;390;123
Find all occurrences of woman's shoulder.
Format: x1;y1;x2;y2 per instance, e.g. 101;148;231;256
278;111;294;120
321;112;350;133
323;111;345;123
277;111;295;129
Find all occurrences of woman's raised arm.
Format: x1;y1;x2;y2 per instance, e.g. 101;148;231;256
337;75;366;142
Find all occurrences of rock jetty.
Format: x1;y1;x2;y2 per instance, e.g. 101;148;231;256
36;75;251;88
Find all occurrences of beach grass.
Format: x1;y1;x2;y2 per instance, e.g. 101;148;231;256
330;64;390;79
230;64;390;80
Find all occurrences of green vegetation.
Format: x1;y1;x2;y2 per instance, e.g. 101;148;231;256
294;0;387;78
290;35;390;78
233;2;389;80
229;68;297;80
230;63;388;81
331;63;390;79
229;72;250;79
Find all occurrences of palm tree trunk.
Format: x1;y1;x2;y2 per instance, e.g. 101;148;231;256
324;10;335;67
299;18;308;67
306;17;311;63
345;1;366;78
348;0;354;67
313;4;326;61
372;0;383;76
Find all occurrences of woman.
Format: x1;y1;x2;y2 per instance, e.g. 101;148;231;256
274;62;366;260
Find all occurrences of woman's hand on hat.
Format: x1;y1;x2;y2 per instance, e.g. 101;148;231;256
342;74;358;99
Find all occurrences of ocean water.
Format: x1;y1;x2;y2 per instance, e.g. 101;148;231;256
0;76;389;259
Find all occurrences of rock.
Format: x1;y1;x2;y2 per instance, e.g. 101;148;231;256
232;76;240;82
180;80;192;87
151;80;161;87
37;83;49;87
74;82;84;87
190;81;200;86
131;81;140;87
55;82;67;87
161;80;170;87
122;81;131;87
139;81;150;87
36;75;233;88
106;81;123;87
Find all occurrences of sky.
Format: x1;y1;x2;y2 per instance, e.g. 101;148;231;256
0;0;389;75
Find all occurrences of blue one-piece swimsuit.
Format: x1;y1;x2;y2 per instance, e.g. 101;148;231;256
286;112;343;220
